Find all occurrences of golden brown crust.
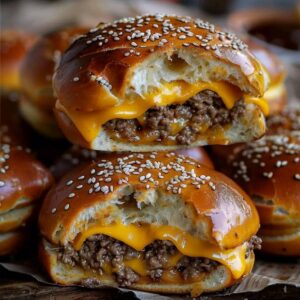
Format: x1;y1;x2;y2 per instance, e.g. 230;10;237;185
228;135;300;227
0;30;37;91
39;152;259;249
0;230;25;256
244;37;285;84
54;14;268;113
20;27;88;111
0;95;54;213
50;146;213;180
0;144;53;214
259;226;300;256
175;147;214;169
243;37;287;114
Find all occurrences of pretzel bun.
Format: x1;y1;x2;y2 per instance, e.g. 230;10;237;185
245;37;287;114
39;152;259;295
0;230;25;256
19;27;87;138
229;134;300;256
53;14;269;151
0;95;53;255
0;30;37;91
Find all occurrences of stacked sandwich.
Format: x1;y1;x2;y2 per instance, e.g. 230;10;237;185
0;31;53;255
36;15;272;296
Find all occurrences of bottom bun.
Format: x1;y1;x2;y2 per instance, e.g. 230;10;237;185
40;239;254;296
0;205;34;232
259;226;300;257
19;98;62;138
0;231;25;256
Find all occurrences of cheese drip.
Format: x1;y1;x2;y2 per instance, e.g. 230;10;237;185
57;80;269;142
73;223;248;280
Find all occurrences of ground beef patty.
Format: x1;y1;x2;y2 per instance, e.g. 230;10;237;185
103;90;246;145
58;234;261;287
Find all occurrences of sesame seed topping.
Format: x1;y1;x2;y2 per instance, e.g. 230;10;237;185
73;77;79;82
294;174;300;180
68;193;75;198
66;180;73;186
0;181;5;187
51;208;57;214
64;203;70;210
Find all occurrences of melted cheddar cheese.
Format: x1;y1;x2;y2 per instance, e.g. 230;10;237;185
73;223;248;280
57;80;269;143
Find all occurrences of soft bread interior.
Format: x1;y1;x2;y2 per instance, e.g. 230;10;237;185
52;185;211;246
41;239;237;295
91;102;265;151
128;49;266;99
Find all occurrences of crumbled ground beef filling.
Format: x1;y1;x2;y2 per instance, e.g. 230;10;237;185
58;234;261;287
103;90;246;145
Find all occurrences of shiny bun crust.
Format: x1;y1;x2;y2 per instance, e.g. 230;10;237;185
259;226;300;256
0;143;53;214
20;27;88;111
0;30;37;91
244;37;287;114
50;145;213;180
39;152;259;250
229;134;300;227
244;37;285;85
54;14;268;113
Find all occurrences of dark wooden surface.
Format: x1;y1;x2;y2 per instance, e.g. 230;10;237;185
1;267;299;300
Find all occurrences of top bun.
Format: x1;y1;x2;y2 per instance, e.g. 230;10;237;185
53;14;269;151
20;28;87;111
39;151;259;250
54;14;268;112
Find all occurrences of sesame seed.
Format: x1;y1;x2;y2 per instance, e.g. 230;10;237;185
73;77;79;82
294;174;300;180
64;204;70;210
66;180;73;186
68;193;75;198
0;181;5;187
51;208;57;214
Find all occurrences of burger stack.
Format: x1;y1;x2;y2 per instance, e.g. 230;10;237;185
38;15;269;296
1;14;299;296
0;31;53;255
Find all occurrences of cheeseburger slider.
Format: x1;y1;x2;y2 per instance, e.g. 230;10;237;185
39;152;260;295
0;97;53;255
53;14;270;151
50;145;213;180
210;106;300;170
245;37;287;115
229;135;300;256
0;30;37;92
19;27;88;138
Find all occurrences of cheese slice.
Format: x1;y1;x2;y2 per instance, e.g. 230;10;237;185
57;80;268;142
73;223;248;280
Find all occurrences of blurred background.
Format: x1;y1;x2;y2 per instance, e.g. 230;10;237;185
1;0;300;98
